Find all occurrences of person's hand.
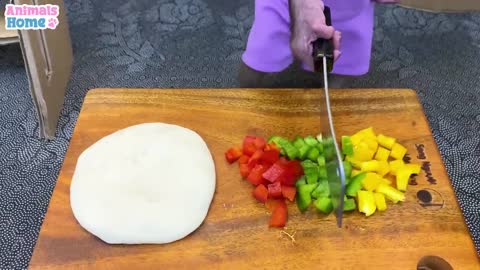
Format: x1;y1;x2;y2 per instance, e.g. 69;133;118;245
289;0;341;71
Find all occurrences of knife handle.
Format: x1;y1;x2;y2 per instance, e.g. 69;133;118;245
312;6;334;73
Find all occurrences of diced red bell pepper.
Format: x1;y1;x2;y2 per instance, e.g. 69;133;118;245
261;149;280;164
265;198;282;212
243;136;257;156
262;163;285;183
239;164;251;178
254;136;266;150
287;160;304;178
280;171;297;186
248;150;263;167
267;181;282;199
277;160;303;186
259;178;270;187
259;159;273;168
269;199;288;227
277;157;290;167
281;186;296;202
252;184;268;203
225;146;242;164
238;155;250;164
247;164;267;186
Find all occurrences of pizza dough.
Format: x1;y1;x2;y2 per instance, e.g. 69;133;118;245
70;123;216;244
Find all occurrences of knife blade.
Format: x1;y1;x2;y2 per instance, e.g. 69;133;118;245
312;6;346;228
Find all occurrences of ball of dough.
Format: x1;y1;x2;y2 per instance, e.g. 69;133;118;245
70;123;216;244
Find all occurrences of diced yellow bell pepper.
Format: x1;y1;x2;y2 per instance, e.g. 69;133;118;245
377;161;390;177
363;137;379;152
346;156;363;169
374;147;390;161
375;183;405;203
389;159;405;176
374;192;387;211
362;172;382;191
377;134;396;149
405;163;421;174
381;178;392;186
390;143;407;160
351;169;362;177
351;127;375;146
361;160;380;172
396;167;413;191
350;133;363;146
357;190;376;216
353;142;376;161
357;127;377;138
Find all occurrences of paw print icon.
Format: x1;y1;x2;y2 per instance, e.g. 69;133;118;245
47;18;59;29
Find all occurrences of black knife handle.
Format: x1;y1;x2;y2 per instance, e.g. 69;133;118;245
312;6;334;73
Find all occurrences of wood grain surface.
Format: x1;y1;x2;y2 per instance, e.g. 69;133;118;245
29;88;479;270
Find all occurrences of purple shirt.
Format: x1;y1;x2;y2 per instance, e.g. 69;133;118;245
242;0;375;76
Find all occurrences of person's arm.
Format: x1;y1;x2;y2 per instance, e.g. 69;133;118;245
288;0;341;71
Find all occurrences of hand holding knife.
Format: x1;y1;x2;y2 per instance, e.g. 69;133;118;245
312;6;347;228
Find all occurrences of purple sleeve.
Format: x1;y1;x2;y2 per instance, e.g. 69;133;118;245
324;0;375;75
241;0;294;73
243;0;376;76
374;0;398;3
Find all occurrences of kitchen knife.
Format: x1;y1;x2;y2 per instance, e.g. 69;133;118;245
312;6;346;228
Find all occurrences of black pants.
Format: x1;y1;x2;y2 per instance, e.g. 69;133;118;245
237;60;360;89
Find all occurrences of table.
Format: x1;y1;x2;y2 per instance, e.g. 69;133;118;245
29;88;479;269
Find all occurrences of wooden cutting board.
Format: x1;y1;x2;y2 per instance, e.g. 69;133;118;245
29;88;479;270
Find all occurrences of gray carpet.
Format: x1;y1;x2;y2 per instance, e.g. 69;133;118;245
0;0;479;268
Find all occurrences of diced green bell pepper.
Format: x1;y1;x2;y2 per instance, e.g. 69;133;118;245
323;145;335;161
345;172;367;197
305;167;319;184
301;160;316;168
292;136;306;149
268;136;289;156
317;155;326;167
318;166;327;180
268;136;288;146
301;160;319;184
296;184;317;212
298;144;311;160
311;180;330;199
314;197;333;214
304;135;318;147
345;178;350;186
343;198;356;211
342;136;354;156
323;136;334;148
315;143;324;153
307;147;320;161
343;160;352;178
295;176;306;187
278;140;299;160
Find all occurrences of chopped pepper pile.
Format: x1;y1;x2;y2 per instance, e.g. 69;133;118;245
225;127;421;227
343;127;421;216
225;135;303;227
